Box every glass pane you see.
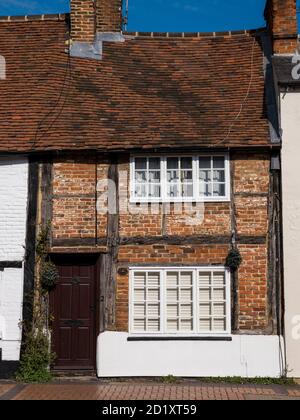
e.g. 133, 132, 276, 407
199, 288, 211, 301
182, 170, 193, 181
199, 170, 211, 182
213, 183, 225, 197
180, 272, 193, 286
213, 272, 225, 287
148, 272, 160, 287
182, 183, 193, 197
149, 158, 160, 170
199, 157, 211, 169
167, 157, 179, 170
181, 288, 193, 301
134, 273, 146, 287
135, 184, 147, 198
135, 158, 147, 170
167, 184, 179, 198
180, 304, 193, 317
199, 272, 211, 286
133, 319, 146, 331
199, 303, 211, 316
149, 184, 161, 198
213, 156, 225, 169
199, 319, 212, 331
199, 182, 212, 197
149, 171, 160, 182
213, 318, 226, 331
167, 319, 179, 332
180, 319, 193, 331
135, 171, 147, 182
213, 170, 225, 182
148, 304, 160, 317
147, 289, 159, 301
214, 303, 226, 316
167, 305, 178, 317
181, 157, 192, 169
167, 171, 179, 182
167, 272, 179, 287
148, 319, 160, 332
213, 288, 226, 301
167, 289, 178, 302
134, 289, 145, 301
134, 304, 145, 317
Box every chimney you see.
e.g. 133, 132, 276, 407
70, 0, 96, 43
70, 1, 125, 59
96, 0, 123, 32
265, 0, 298, 54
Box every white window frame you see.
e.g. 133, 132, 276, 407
130, 153, 230, 203
129, 266, 231, 337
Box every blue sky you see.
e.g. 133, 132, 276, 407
0, 0, 298, 32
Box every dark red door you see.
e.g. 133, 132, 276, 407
50, 255, 98, 371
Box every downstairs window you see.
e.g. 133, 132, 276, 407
129, 267, 231, 336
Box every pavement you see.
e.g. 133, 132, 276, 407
0, 379, 300, 400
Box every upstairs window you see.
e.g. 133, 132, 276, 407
131, 154, 230, 202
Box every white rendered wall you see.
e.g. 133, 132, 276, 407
281, 92, 300, 378
0, 158, 28, 361
97, 332, 284, 378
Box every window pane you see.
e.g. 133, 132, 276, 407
180, 304, 193, 317
149, 184, 161, 198
135, 158, 147, 170
133, 319, 146, 331
214, 303, 226, 316
180, 319, 193, 331
213, 170, 225, 182
199, 319, 212, 331
135, 184, 147, 198
167, 184, 179, 198
213, 183, 225, 197
167, 305, 178, 317
181, 272, 193, 286
148, 304, 160, 317
213, 272, 225, 287
199, 303, 211, 316
167, 157, 179, 169
213, 318, 226, 332
149, 158, 160, 170
148, 272, 160, 287
135, 171, 147, 183
199, 182, 212, 197
167, 319, 179, 332
148, 289, 159, 301
199, 157, 211, 169
181, 157, 192, 169
148, 319, 160, 332
167, 272, 179, 287
134, 289, 145, 301
213, 156, 225, 169
134, 304, 145, 317
199, 170, 211, 182
182, 183, 193, 197
134, 273, 146, 287
182, 170, 193, 181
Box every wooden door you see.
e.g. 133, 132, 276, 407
50, 255, 98, 371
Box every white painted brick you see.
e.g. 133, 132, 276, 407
0, 157, 28, 361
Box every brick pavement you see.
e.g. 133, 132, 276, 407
0, 381, 299, 400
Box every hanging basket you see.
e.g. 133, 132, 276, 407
226, 247, 242, 271
41, 261, 59, 291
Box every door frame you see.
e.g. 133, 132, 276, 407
49, 253, 102, 371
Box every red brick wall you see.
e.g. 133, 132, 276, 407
265, 0, 298, 53
96, 0, 122, 32
70, 0, 96, 42
51, 152, 271, 333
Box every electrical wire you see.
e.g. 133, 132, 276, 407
31, 47, 72, 149
216, 35, 257, 146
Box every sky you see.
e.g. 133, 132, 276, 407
0, 0, 298, 33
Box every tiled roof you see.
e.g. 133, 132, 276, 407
0, 15, 271, 152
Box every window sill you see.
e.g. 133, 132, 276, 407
129, 198, 231, 205
127, 336, 232, 342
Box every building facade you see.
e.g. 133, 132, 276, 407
0, 0, 296, 378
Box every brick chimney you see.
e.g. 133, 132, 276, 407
265, 0, 298, 54
70, 0, 123, 43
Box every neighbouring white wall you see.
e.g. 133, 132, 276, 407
281, 91, 300, 378
0, 157, 28, 361
97, 332, 284, 378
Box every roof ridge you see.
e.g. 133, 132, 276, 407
124, 28, 267, 39
0, 13, 68, 22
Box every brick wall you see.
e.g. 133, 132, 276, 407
265, 0, 298, 53
70, 0, 122, 41
70, 0, 96, 42
96, 0, 122, 32
51, 152, 271, 333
